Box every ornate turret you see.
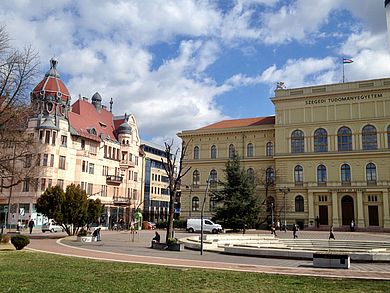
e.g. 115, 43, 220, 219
31, 58, 71, 120
92, 92, 102, 111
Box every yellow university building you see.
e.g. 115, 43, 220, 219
178, 77, 390, 231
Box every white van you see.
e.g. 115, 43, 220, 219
186, 219, 223, 234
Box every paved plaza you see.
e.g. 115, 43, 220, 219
24, 229, 390, 280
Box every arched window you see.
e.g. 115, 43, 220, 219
192, 170, 200, 186
209, 196, 217, 211
266, 167, 274, 184
362, 125, 377, 150
366, 163, 377, 184
210, 145, 217, 159
247, 168, 255, 183
193, 146, 200, 160
192, 197, 200, 211
295, 195, 304, 212
247, 143, 254, 157
294, 165, 303, 184
266, 142, 273, 156
291, 130, 304, 153
209, 169, 218, 184
228, 144, 235, 159
338, 127, 352, 151
387, 125, 390, 148
314, 128, 328, 152
317, 165, 327, 184
341, 164, 351, 184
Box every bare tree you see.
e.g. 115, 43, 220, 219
0, 26, 39, 129
162, 140, 191, 243
255, 167, 277, 226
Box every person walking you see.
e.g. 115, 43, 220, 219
292, 224, 298, 239
315, 216, 320, 229
350, 220, 355, 232
276, 220, 281, 231
329, 225, 335, 240
28, 219, 35, 234
271, 224, 277, 237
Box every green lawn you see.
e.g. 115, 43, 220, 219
0, 251, 389, 293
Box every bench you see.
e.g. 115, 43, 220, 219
313, 252, 350, 269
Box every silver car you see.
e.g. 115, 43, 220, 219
42, 221, 64, 233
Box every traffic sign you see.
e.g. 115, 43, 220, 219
19, 208, 25, 216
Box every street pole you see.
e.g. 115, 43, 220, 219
200, 176, 211, 256
271, 202, 274, 226
279, 187, 290, 232
186, 185, 192, 218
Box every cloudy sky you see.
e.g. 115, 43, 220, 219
1, 0, 390, 144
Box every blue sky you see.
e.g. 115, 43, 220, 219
1, 0, 390, 144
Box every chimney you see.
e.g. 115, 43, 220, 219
386, 0, 390, 52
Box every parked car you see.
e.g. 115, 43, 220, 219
42, 221, 64, 233
186, 218, 223, 234
147, 222, 156, 230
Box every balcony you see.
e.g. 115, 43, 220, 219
106, 175, 123, 185
113, 196, 130, 205
119, 159, 135, 168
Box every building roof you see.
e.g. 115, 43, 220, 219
198, 116, 275, 130
32, 58, 70, 103
68, 98, 117, 142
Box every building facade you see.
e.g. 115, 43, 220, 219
140, 141, 170, 222
178, 77, 390, 230
0, 59, 143, 228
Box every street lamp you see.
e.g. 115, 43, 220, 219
186, 185, 193, 218
279, 187, 290, 232
200, 176, 212, 256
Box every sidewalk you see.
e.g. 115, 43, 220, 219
26, 229, 390, 280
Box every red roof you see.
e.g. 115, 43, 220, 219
198, 116, 275, 130
32, 76, 70, 102
69, 99, 116, 142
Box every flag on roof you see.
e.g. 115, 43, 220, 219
343, 58, 353, 64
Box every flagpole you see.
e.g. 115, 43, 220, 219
342, 58, 345, 83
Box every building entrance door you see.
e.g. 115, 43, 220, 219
368, 206, 379, 226
341, 195, 354, 225
319, 205, 328, 225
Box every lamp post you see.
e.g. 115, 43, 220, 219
186, 185, 193, 218
200, 176, 211, 256
279, 187, 290, 232
271, 202, 274, 226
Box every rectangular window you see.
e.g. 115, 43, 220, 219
36, 154, 41, 166
81, 181, 85, 190
59, 156, 66, 170
39, 130, 44, 141
81, 139, 85, 150
48, 179, 52, 188
101, 185, 107, 197
135, 156, 138, 166
89, 163, 94, 174
45, 131, 50, 144
102, 166, 108, 176
90, 145, 97, 155
61, 135, 67, 147
132, 189, 137, 199
104, 145, 107, 158
24, 154, 32, 168
50, 154, 54, 167
134, 172, 138, 182
57, 179, 64, 189
87, 183, 93, 195
43, 154, 48, 166
52, 131, 56, 145
22, 178, 30, 192
41, 178, 46, 191
82, 161, 88, 172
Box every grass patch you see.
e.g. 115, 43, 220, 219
0, 251, 389, 292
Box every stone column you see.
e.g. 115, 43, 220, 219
383, 190, 390, 228
356, 191, 365, 228
308, 191, 314, 227
331, 191, 339, 227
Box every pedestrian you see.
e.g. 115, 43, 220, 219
271, 224, 277, 237
350, 220, 355, 232
329, 225, 335, 240
28, 219, 35, 234
276, 220, 281, 231
315, 216, 320, 229
292, 224, 298, 239
92, 227, 101, 241
152, 231, 160, 243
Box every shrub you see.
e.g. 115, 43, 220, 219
77, 228, 90, 236
173, 220, 186, 229
167, 237, 178, 245
0, 234, 10, 244
156, 221, 168, 229
11, 235, 30, 250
